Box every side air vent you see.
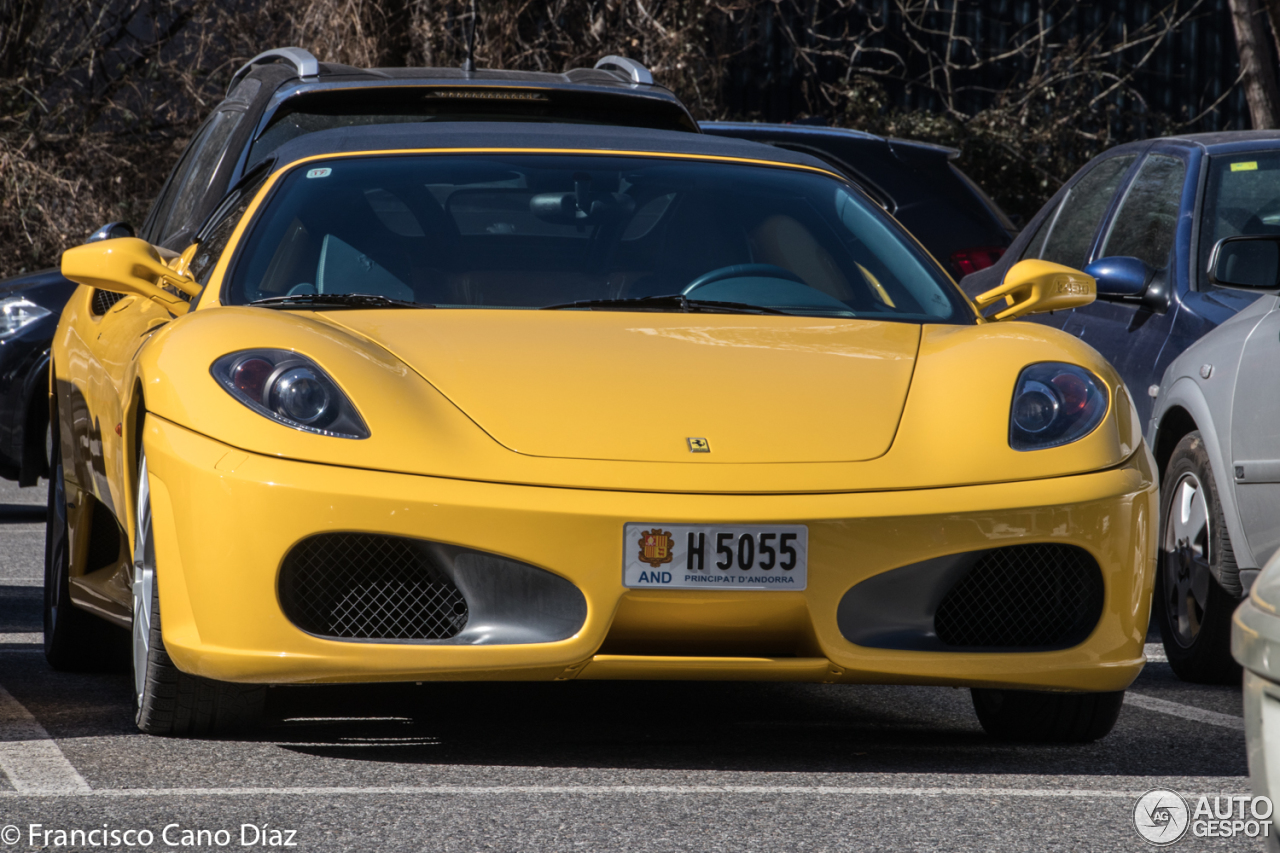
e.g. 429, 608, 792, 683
279, 534, 468, 641
91, 290, 125, 315
934, 544, 1104, 649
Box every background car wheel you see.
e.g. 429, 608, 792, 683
132, 454, 265, 736
43, 434, 126, 670
971, 688, 1124, 742
1153, 432, 1243, 684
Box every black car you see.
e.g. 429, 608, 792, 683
700, 121, 1018, 278
0, 48, 696, 486
0, 269, 71, 483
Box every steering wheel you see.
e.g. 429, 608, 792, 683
681, 263, 807, 296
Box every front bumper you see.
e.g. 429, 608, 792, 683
145, 416, 1157, 689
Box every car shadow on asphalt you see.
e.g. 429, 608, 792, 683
5, 656, 1249, 778
0, 503, 46, 523
258, 675, 1247, 778
0, 585, 41, 633
0, 582, 1248, 779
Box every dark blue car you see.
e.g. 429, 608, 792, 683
961, 132, 1280, 430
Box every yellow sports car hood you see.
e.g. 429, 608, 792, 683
325, 312, 920, 464
139, 307, 1143, 493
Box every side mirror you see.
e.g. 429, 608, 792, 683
1084, 256, 1152, 298
61, 237, 201, 309
1085, 254, 1172, 314
973, 259, 1096, 321
1209, 236, 1280, 293
85, 222, 135, 244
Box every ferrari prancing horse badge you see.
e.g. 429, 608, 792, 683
638, 529, 675, 568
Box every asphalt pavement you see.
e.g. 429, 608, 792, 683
0, 478, 1258, 851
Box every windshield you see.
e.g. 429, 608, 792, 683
1201, 151, 1280, 288
224, 153, 970, 322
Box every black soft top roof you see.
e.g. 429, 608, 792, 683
264, 122, 839, 173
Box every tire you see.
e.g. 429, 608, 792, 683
132, 453, 265, 736
1153, 432, 1243, 684
971, 688, 1125, 743
43, 434, 126, 670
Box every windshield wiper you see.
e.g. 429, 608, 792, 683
540, 294, 793, 315
248, 294, 435, 310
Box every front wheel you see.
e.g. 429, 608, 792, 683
132, 453, 265, 736
971, 688, 1125, 743
43, 432, 125, 670
1152, 432, 1242, 684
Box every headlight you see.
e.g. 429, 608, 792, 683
0, 296, 52, 340
1009, 363, 1108, 451
211, 349, 370, 439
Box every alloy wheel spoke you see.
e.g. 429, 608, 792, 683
1164, 473, 1214, 647
1189, 555, 1212, 610
1173, 564, 1194, 603
131, 455, 153, 705
1172, 479, 1209, 550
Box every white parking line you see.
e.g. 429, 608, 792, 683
1125, 692, 1245, 730
0, 783, 1250, 799
1144, 643, 1168, 662
0, 633, 40, 644
0, 685, 90, 794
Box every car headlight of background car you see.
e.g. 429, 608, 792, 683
211, 349, 370, 439
0, 296, 51, 341
1009, 362, 1108, 451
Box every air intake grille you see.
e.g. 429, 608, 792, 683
934, 544, 1103, 649
279, 534, 468, 640
91, 290, 124, 315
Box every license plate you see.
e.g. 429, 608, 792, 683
623, 523, 808, 590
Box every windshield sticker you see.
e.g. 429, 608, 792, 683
1231, 161, 1258, 172
306, 168, 332, 179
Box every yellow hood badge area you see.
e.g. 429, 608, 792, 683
687, 437, 711, 453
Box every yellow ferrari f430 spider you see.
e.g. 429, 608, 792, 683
48, 124, 1156, 740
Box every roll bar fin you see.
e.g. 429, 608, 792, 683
594, 55, 654, 85
228, 47, 320, 95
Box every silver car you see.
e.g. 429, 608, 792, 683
1148, 234, 1280, 683
1235, 549, 1280, 848
1153, 234, 1280, 827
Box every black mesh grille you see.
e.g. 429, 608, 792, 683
934, 544, 1104, 649
279, 534, 468, 640
91, 290, 124, 315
